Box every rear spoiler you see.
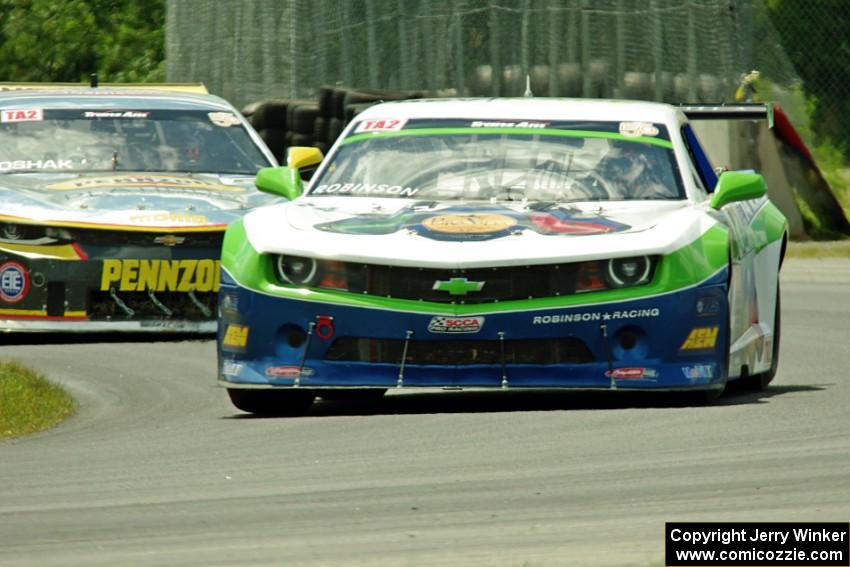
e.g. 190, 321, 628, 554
0, 82, 209, 95
679, 102, 774, 129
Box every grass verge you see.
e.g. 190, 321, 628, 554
0, 360, 76, 440
786, 240, 850, 259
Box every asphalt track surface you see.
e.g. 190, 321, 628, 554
1, 258, 848, 567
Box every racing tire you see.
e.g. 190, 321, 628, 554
259, 127, 287, 161
318, 85, 336, 118
328, 117, 344, 142
313, 117, 329, 144
743, 284, 781, 391
227, 389, 316, 415
318, 389, 387, 401
250, 99, 290, 131
288, 102, 320, 135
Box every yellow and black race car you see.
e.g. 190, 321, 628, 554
0, 83, 278, 332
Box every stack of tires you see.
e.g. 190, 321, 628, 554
243, 87, 424, 164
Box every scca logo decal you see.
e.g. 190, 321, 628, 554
100, 259, 220, 292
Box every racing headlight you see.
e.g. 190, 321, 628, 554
576, 256, 655, 292
272, 255, 348, 290
0, 222, 46, 241
605, 256, 653, 288
275, 255, 318, 286
0, 222, 64, 244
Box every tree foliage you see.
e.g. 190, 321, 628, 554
0, 0, 164, 83
766, 0, 850, 155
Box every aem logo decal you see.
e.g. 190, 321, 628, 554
100, 259, 220, 292
427, 316, 484, 334
680, 326, 719, 351
0, 261, 29, 303
222, 324, 249, 348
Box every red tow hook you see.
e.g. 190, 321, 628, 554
315, 315, 335, 340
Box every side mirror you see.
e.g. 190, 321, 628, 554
255, 166, 303, 200
287, 146, 323, 169
710, 171, 766, 210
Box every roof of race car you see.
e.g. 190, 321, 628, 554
355, 97, 685, 126
0, 87, 236, 112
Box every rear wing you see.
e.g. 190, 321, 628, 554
679, 103, 774, 129
0, 82, 208, 95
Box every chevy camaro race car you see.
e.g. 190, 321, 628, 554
0, 83, 277, 332
217, 98, 787, 413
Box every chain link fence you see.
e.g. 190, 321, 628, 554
165, 0, 847, 150
166, 0, 767, 106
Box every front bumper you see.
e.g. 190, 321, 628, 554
217, 270, 729, 391
0, 246, 219, 333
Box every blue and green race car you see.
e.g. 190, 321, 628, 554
217, 98, 787, 413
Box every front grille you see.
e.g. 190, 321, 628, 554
325, 337, 595, 365
87, 289, 216, 321
343, 263, 581, 304
67, 229, 224, 248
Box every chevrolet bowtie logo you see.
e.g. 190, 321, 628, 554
153, 234, 186, 246
433, 277, 485, 295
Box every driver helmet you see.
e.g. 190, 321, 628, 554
604, 144, 650, 184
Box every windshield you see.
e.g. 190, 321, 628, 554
311, 119, 684, 202
0, 108, 271, 175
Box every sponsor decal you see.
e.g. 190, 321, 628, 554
222, 361, 244, 376
139, 320, 198, 329
315, 315, 335, 340
532, 309, 661, 324
605, 367, 658, 380
220, 291, 239, 314
315, 205, 629, 241
265, 365, 315, 378
83, 110, 150, 119
153, 234, 186, 246
130, 212, 209, 225
432, 277, 485, 296
680, 326, 719, 351
427, 315, 485, 334
422, 213, 517, 234
682, 364, 715, 380
1, 108, 43, 123
0, 159, 72, 171
46, 176, 244, 192
354, 118, 407, 133
222, 324, 249, 348
529, 213, 621, 235
469, 120, 548, 128
0, 261, 29, 303
619, 121, 659, 138
100, 259, 220, 292
312, 182, 420, 198
695, 291, 722, 317
208, 112, 240, 127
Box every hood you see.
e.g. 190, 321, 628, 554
0, 171, 277, 229
244, 197, 718, 268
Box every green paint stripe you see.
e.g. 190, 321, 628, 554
223, 223, 729, 316
752, 200, 787, 252
340, 128, 674, 149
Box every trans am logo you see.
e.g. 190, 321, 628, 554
315, 205, 629, 242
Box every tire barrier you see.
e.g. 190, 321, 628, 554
243, 86, 425, 163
